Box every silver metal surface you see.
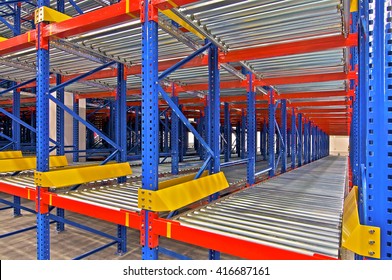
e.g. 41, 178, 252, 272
0, 0, 348, 108
175, 156, 347, 258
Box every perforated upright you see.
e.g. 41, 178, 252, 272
141, 0, 159, 260
36, 0, 51, 261
363, 0, 392, 260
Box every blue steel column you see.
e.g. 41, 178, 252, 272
141, 0, 159, 260
240, 110, 246, 159
228, 118, 232, 159
287, 129, 291, 160
208, 43, 221, 260
179, 112, 184, 162
164, 111, 169, 153
12, 2, 21, 151
291, 108, 296, 169
304, 120, 308, 164
171, 87, 179, 175
268, 90, 275, 176
55, 0, 65, 226
36, 0, 50, 260
262, 121, 267, 160
236, 122, 241, 158
198, 114, 205, 160
281, 99, 287, 173
363, 0, 392, 260
55, 73, 65, 232
358, 0, 369, 225
351, 9, 360, 186
72, 97, 79, 162
135, 106, 140, 154
247, 73, 255, 185
224, 103, 230, 162
115, 63, 127, 254
12, 2, 22, 216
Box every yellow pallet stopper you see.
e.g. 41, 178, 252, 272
138, 171, 229, 212
341, 186, 380, 258
0, 150, 23, 159
34, 162, 132, 188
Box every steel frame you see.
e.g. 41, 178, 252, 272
0, 0, 360, 261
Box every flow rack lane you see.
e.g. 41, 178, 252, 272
172, 156, 347, 259
0, 158, 271, 213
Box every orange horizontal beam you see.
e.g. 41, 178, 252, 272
298, 108, 351, 113
221, 34, 358, 63
257, 72, 356, 86
276, 90, 353, 99
0, 97, 36, 105
289, 100, 350, 107
0, 31, 35, 56
75, 89, 141, 99
68, 34, 358, 83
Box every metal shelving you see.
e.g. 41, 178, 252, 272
0, 0, 390, 260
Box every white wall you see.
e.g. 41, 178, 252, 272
329, 135, 349, 156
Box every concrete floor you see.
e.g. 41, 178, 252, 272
0, 194, 241, 260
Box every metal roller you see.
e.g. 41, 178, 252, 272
175, 156, 347, 258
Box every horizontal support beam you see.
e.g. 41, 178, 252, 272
221, 34, 358, 63
0, 150, 23, 159
276, 90, 353, 99
34, 162, 132, 188
289, 100, 350, 107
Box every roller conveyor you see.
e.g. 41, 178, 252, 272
173, 156, 347, 258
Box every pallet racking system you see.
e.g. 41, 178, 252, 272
0, 0, 390, 260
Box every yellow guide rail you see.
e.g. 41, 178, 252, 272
138, 171, 229, 212
0, 155, 68, 173
0, 151, 23, 159
341, 186, 380, 258
158, 171, 208, 190
34, 162, 132, 188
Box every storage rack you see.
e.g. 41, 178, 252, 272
0, 0, 390, 260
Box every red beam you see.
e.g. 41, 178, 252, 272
75, 89, 140, 99
257, 72, 356, 86
41, 192, 140, 229
0, 31, 36, 55
276, 90, 352, 99
153, 218, 335, 260
289, 100, 350, 107
0, 97, 36, 105
222, 34, 358, 63
299, 108, 351, 113
0, 183, 36, 200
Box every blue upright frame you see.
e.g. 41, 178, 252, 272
291, 108, 296, 169
36, 0, 51, 260
361, 0, 392, 260
247, 73, 255, 185
268, 90, 275, 177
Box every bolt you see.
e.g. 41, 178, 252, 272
369, 240, 375, 245
369, 229, 375, 234
368, 251, 375, 256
